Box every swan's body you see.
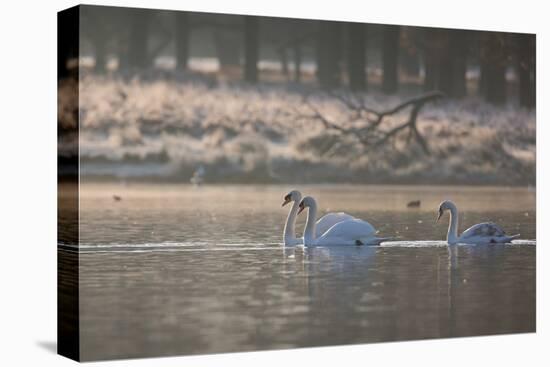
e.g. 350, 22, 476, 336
282, 191, 355, 246
315, 212, 356, 236
308, 219, 383, 246
437, 200, 519, 245
298, 196, 390, 246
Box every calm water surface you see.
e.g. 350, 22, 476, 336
60, 184, 536, 361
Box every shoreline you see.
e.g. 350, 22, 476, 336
71, 176, 536, 188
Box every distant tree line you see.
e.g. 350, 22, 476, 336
71, 6, 535, 108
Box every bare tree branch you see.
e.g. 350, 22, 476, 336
298, 91, 444, 156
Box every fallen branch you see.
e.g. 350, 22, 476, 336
301, 91, 444, 155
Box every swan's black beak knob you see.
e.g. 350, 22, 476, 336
282, 194, 292, 207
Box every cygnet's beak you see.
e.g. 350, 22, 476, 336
282, 198, 291, 207
436, 210, 443, 223
297, 204, 305, 215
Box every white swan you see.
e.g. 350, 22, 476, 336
298, 196, 390, 246
437, 200, 520, 245
282, 190, 355, 246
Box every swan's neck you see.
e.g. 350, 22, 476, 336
447, 205, 459, 244
284, 200, 300, 244
303, 201, 318, 243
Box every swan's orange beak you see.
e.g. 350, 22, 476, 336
282, 197, 291, 207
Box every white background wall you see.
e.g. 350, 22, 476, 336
0, 0, 547, 366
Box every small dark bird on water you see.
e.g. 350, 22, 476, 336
113, 195, 122, 202
118, 90, 127, 101
407, 200, 421, 208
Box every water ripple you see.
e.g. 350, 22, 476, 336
59, 239, 535, 254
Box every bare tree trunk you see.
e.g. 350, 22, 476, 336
480, 33, 508, 105
293, 44, 302, 83
280, 47, 289, 80
517, 33, 535, 109
124, 9, 150, 69
244, 16, 259, 83
423, 48, 438, 91
214, 30, 240, 68
449, 30, 469, 98
400, 27, 421, 78
347, 23, 367, 91
478, 56, 489, 98
438, 32, 453, 96
423, 30, 446, 93
85, 8, 107, 73
382, 25, 400, 94
424, 29, 468, 98
175, 12, 190, 70
91, 33, 106, 73
316, 21, 342, 89
486, 64, 507, 105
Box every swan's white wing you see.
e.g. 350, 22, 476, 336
315, 212, 355, 237
461, 222, 506, 238
316, 219, 377, 245
458, 222, 517, 243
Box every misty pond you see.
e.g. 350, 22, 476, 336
59, 183, 535, 361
